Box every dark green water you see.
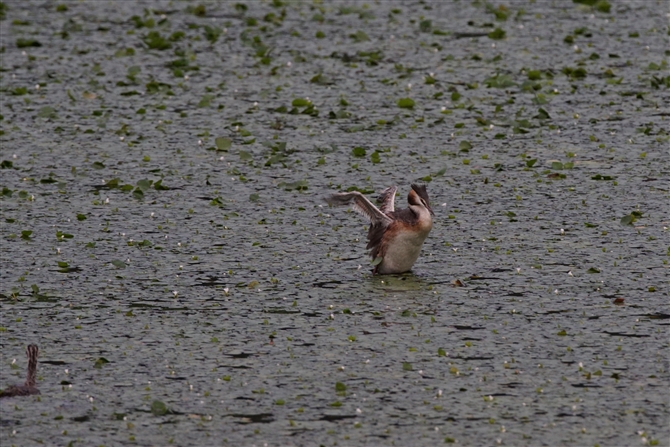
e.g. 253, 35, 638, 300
1, 1, 668, 446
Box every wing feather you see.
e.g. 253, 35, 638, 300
325, 192, 392, 226
377, 186, 398, 215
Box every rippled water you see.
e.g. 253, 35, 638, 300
1, 1, 668, 445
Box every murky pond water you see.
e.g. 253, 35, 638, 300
1, 1, 668, 445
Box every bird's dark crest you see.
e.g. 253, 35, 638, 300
410, 183, 430, 206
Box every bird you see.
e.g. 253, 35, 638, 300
0, 344, 40, 398
325, 184, 434, 274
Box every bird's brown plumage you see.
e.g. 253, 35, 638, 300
0, 344, 40, 398
326, 184, 433, 274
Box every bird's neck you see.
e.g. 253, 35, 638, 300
409, 204, 432, 226
25, 357, 37, 387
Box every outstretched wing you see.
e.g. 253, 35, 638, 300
376, 186, 398, 215
325, 191, 392, 227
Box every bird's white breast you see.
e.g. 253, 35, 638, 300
378, 214, 432, 274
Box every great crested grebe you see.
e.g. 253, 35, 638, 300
0, 344, 40, 398
326, 184, 434, 274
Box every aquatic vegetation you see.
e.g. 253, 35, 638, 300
0, 1, 666, 446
